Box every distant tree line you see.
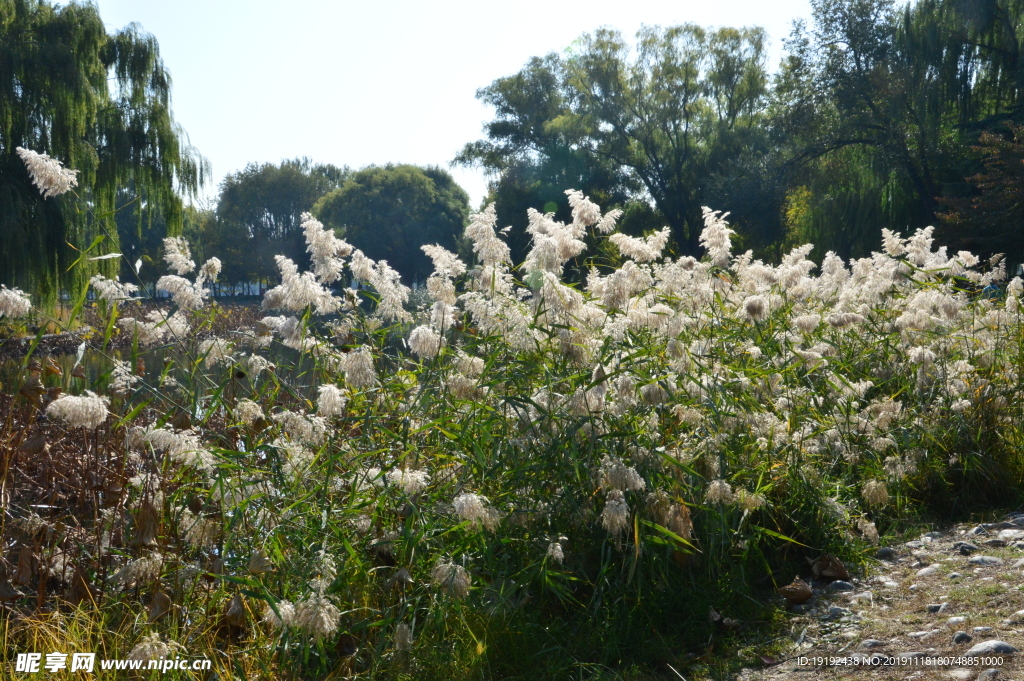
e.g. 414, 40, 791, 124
7, 0, 1024, 302
114, 160, 470, 292
459, 0, 1024, 271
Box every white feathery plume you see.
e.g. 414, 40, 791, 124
162, 237, 195, 275
89, 275, 138, 302
609, 227, 670, 263
16, 147, 79, 198
698, 207, 735, 268
0, 285, 31, 318
302, 212, 352, 284
317, 384, 348, 417
408, 325, 443, 359
45, 391, 109, 430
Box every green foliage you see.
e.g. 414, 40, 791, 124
10, 190, 1024, 679
772, 0, 1024, 260
459, 25, 770, 258
939, 123, 1024, 269
0, 0, 205, 299
313, 164, 469, 283
459, 1, 1024, 266
781, 148, 917, 259
214, 158, 349, 285
115, 186, 213, 287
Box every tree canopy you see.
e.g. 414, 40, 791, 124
0, 0, 205, 298
939, 123, 1024, 263
763, 0, 1024, 261
313, 164, 470, 283
213, 158, 349, 286
459, 25, 770, 257
458, 2, 1024, 271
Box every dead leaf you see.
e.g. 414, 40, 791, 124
67, 565, 97, 605
13, 546, 36, 586
19, 375, 45, 405
777, 576, 813, 604
808, 553, 850, 581
148, 589, 172, 623
18, 431, 47, 455
44, 358, 62, 377
132, 501, 160, 547
247, 550, 274, 574
171, 411, 191, 431
224, 593, 247, 629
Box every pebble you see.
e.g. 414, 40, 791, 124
875, 547, 897, 560
989, 521, 1020, 530
982, 539, 1007, 548
1011, 557, 1024, 569
947, 670, 973, 681
916, 565, 941, 577
964, 640, 1019, 655
894, 651, 929, 660
967, 556, 1004, 566
908, 629, 940, 639
952, 631, 973, 644
1000, 609, 1024, 625
948, 572, 962, 579
859, 639, 887, 650
909, 583, 919, 590
821, 606, 851, 621
926, 603, 949, 613
829, 580, 854, 592
949, 616, 966, 624
848, 591, 873, 604
905, 540, 925, 548
998, 529, 1024, 541
973, 627, 993, 634
953, 541, 979, 555
883, 580, 900, 588
976, 670, 1000, 681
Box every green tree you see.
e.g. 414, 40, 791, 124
115, 186, 212, 289
214, 158, 349, 286
940, 123, 1024, 268
455, 54, 638, 263
0, 0, 205, 298
771, 0, 1024, 259
313, 165, 470, 283
461, 25, 770, 257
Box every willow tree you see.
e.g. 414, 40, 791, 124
0, 0, 205, 299
771, 0, 1024, 260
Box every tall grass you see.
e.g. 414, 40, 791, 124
2, 192, 1023, 679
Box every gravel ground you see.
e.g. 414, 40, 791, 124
741, 514, 1024, 681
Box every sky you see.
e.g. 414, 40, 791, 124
91, 0, 814, 209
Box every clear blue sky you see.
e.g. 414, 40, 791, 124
91, 0, 814, 209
